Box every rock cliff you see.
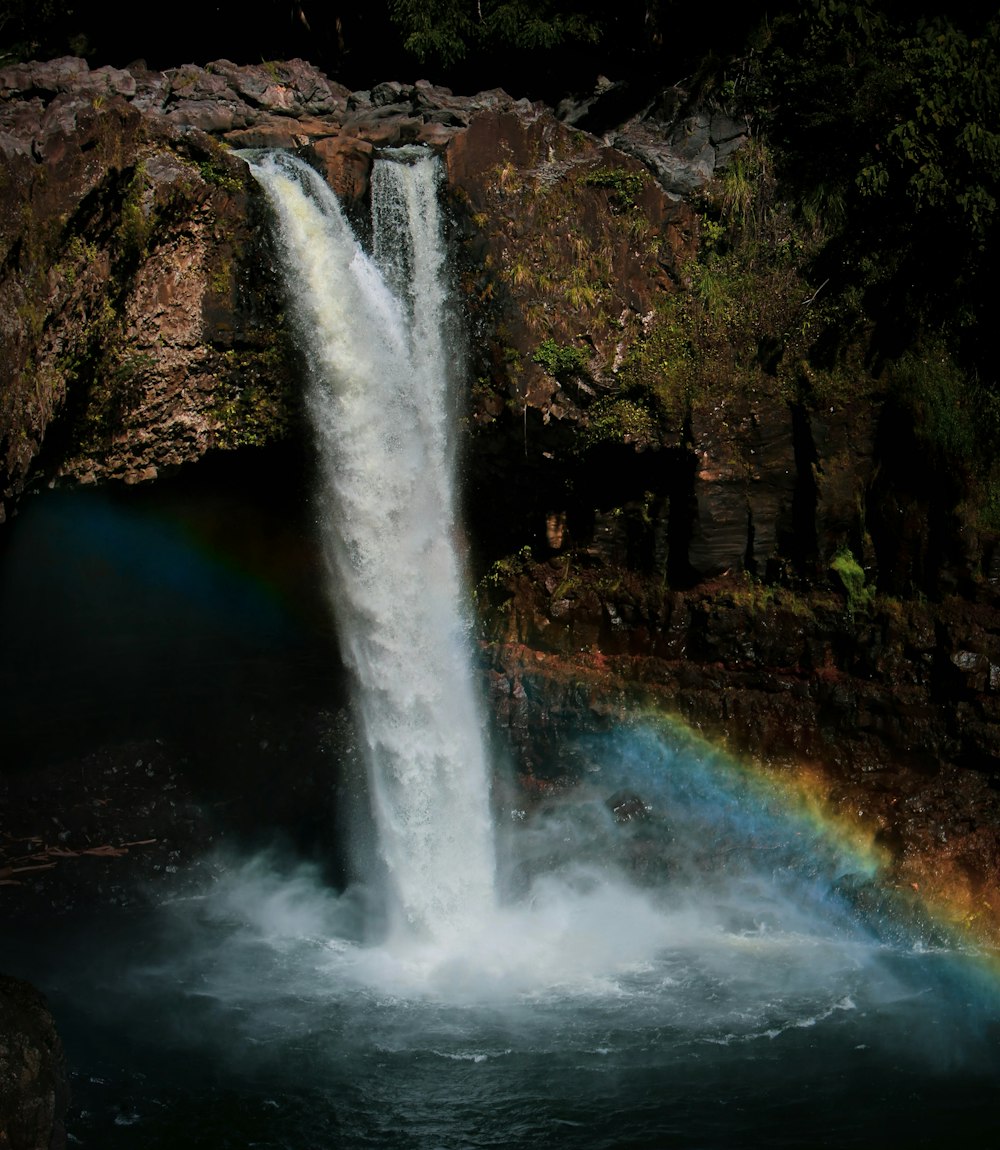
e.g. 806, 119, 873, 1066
2, 56, 999, 943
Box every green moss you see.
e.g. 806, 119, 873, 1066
580, 397, 657, 448
479, 545, 534, 594
118, 161, 153, 264
208, 255, 233, 296
57, 235, 100, 288
214, 385, 289, 447
830, 546, 873, 616
581, 167, 647, 212
532, 338, 589, 380
86, 351, 155, 440
727, 572, 818, 618
212, 342, 296, 449
198, 158, 243, 193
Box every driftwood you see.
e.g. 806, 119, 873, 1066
0, 835, 158, 884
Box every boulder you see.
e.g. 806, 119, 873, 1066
606, 790, 649, 823
0, 977, 67, 1150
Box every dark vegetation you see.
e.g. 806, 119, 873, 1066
0, 1, 752, 94
757, 3, 1000, 544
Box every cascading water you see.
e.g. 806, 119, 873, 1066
247, 149, 496, 942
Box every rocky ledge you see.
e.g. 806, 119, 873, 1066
0, 55, 744, 519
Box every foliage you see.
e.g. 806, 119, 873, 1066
830, 545, 872, 616
758, 2, 1000, 371
716, 137, 774, 239
616, 142, 846, 433
0, 0, 74, 62
388, 0, 601, 66
887, 346, 976, 467
532, 338, 589, 380
580, 167, 647, 212
616, 294, 694, 429
727, 1, 1000, 545
885, 343, 1000, 536
856, 16, 1000, 251
480, 544, 534, 591
580, 397, 657, 449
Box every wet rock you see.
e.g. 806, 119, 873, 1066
829, 872, 947, 947
607, 790, 649, 823
310, 133, 375, 202
0, 976, 67, 1150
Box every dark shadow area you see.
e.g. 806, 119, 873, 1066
866, 400, 962, 599
0, 444, 344, 774
0, 443, 366, 906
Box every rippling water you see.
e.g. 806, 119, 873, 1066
16, 906, 1000, 1149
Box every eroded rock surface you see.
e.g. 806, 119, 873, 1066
0, 61, 298, 515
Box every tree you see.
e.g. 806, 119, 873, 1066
388, 0, 602, 66
759, 2, 1000, 369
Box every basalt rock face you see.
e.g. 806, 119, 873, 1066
479, 565, 1000, 939
2, 56, 1000, 944
0, 60, 304, 518
0, 55, 881, 592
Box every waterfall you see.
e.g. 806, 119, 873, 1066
248, 149, 496, 941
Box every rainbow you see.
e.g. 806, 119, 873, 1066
619, 707, 1000, 969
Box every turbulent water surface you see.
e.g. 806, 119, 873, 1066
6, 149, 1000, 1148
11, 749, 1000, 1149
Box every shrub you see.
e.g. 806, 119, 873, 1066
830, 546, 872, 616
532, 338, 589, 379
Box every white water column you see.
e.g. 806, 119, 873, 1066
248, 150, 496, 941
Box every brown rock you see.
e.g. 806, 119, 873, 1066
310, 133, 375, 203
0, 976, 67, 1150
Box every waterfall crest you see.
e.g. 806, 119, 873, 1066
248, 149, 496, 941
